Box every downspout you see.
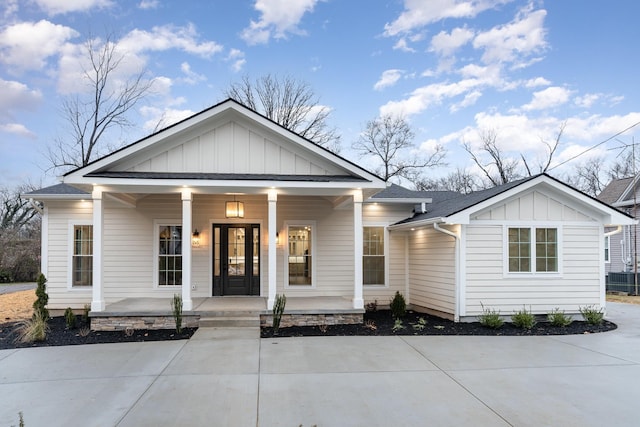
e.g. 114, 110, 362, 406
433, 223, 461, 322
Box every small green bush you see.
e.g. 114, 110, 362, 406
171, 294, 183, 334
580, 305, 604, 325
16, 310, 49, 343
82, 304, 91, 324
272, 293, 287, 335
392, 318, 405, 332
511, 306, 537, 330
64, 307, 76, 329
390, 291, 406, 318
33, 273, 49, 321
547, 308, 572, 327
478, 303, 504, 329
412, 317, 427, 331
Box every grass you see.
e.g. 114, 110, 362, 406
606, 294, 640, 305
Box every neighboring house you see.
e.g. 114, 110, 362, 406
597, 176, 640, 278
25, 99, 634, 326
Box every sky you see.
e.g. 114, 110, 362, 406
1, 0, 640, 190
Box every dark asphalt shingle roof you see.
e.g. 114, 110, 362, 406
597, 176, 634, 205
24, 183, 89, 196
371, 183, 460, 202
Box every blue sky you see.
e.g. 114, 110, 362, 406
1, 0, 640, 189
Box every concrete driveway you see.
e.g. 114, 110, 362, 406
1, 303, 640, 426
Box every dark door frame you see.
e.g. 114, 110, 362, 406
212, 223, 260, 296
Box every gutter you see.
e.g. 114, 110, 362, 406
604, 225, 623, 238
433, 223, 461, 322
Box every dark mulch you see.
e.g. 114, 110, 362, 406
0, 316, 197, 350
261, 310, 617, 338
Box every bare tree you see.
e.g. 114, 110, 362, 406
607, 151, 635, 180
352, 114, 446, 182
464, 129, 520, 187
564, 157, 606, 197
48, 33, 154, 172
225, 74, 340, 151
522, 121, 565, 176
414, 168, 478, 194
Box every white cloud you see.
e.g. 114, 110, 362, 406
525, 77, 550, 88
34, 0, 113, 15
226, 49, 246, 72
393, 38, 416, 52
374, 69, 404, 91
119, 24, 223, 58
450, 90, 482, 112
140, 105, 195, 133
0, 123, 36, 138
384, 0, 511, 37
241, 0, 318, 45
574, 93, 601, 109
0, 78, 42, 116
473, 8, 547, 66
178, 62, 206, 85
522, 86, 571, 111
0, 20, 78, 71
138, 0, 159, 9
429, 27, 474, 56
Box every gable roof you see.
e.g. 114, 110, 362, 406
597, 176, 635, 205
369, 183, 459, 203
60, 98, 386, 195
390, 173, 635, 228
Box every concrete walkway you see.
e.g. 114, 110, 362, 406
2, 303, 640, 426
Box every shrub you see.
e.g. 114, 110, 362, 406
15, 310, 49, 343
64, 307, 76, 329
171, 294, 183, 334
82, 304, 91, 324
547, 308, 572, 327
33, 273, 49, 321
511, 306, 537, 330
272, 293, 287, 335
363, 319, 377, 331
392, 318, 405, 332
580, 305, 604, 325
365, 299, 378, 312
478, 303, 504, 329
390, 291, 406, 318
412, 317, 427, 331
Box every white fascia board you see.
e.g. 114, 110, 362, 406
365, 198, 433, 204
387, 217, 446, 231
22, 193, 88, 201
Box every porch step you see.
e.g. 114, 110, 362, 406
199, 315, 260, 328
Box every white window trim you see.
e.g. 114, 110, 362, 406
67, 220, 93, 291
604, 235, 611, 263
503, 224, 563, 278
284, 220, 317, 289
153, 220, 183, 290
363, 223, 389, 287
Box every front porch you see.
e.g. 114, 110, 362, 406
89, 296, 365, 331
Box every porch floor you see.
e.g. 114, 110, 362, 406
95, 296, 362, 316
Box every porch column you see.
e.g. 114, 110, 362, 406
353, 190, 364, 309
267, 189, 278, 310
181, 189, 193, 311
91, 186, 104, 312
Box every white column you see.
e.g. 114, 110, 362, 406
353, 190, 364, 309
91, 186, 104, 312
181, 189, 193, 311
267, 189, 278, 310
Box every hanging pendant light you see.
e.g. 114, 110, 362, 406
225, 195, 245, 218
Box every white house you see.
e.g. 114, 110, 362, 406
25, 99, 635, 328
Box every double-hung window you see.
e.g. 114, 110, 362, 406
363, 226, 385, 285
158, 225, 182, 286
507, 227, 558, 274
72, 225, 93, 287
604, 235, 610, 263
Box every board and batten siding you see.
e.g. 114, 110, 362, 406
116, 119, 344, 177
464, 189, 603, 317
408, 226, 456, 317
362, 203, 414, 305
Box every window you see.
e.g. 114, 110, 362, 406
287, 225, 313, 286
507, 227, 558, 273
158, 225, 182, 286
604, 235, 610, 263
72, 225, 93, 286
363, 226, 385, 285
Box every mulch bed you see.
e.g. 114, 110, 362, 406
261, 310, 617, 338
0, 316, 196, 350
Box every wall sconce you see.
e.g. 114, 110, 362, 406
225, 196, 245, 218
276, 232, 280, 246
192, 229, 200, 247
